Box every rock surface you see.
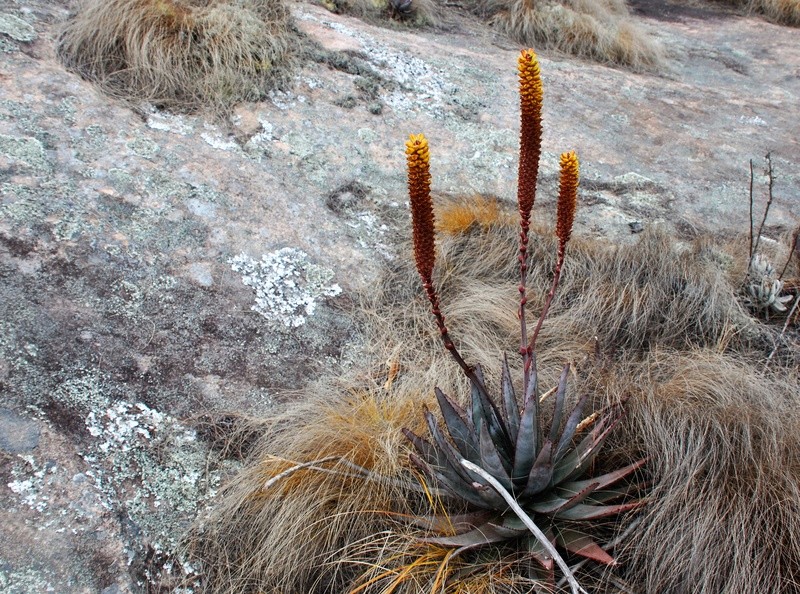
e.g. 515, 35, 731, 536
0, 0, 797, 591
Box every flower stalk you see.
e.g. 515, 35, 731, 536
516, 49, 544, 394
406, 133, 472, 378
529, 150, 580, 352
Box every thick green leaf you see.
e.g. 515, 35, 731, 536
512, 382, 540, 483
582, 484, 643, 505
525, 352, 539, 403
478, 422, 513, 489
406, 510, 493, 532
435, 388, 480, 463
473, 480, 509, 509
556, 458, 647, 497
407, 451, 486, 508
521, 439, 554, 497
553, 393, 588, 463
524, 491, 564, 515
554, 528, 616, 565
551, 408, 624, 484
551, 500, 642, 521
544, 481, 600, 516
500, 354, 521, 444
422, 521, 517, 547
547, 364, 570, 444
470, 365, 512, 458
402, 428, 439, 468
524, 529, 555, 571
423, 407, 492, 496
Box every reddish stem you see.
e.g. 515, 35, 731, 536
529, 241, 566, 353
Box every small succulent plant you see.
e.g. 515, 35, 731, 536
745, 255, 794, 316
401, 49, 645, 592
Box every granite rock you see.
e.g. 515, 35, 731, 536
0, 0, 797, 590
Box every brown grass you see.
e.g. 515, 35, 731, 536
323, 0, 441, 26
57, 0, 296, 113
468, 0, 664, 71
726, 0, 800, 25
188, 198, 800, 592
436, 195, 510, 235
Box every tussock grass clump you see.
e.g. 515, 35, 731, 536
365, 219, 781, 386
468, 0, 663, 71
436, 195, 511, 235
615, 349, 800, 593
57, 0, 296, 112
322, 0, 441, 26
729, 0, 800, 25
189, 388, 429, 593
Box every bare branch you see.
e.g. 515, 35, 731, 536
461, 459, 590, 594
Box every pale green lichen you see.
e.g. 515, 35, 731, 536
125, 135, 160, 160
0, 134, 50, 172
27, 367, 224, 578
0, 13, 36, 42
0, 567, 55, 594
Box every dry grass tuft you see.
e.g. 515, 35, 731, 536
614, 349, 800, 592
189, 198, 800, 592
322, 0, 441, 26
468, 0, 663, 71
187, 387, 434, 593
436, 195, 510, 236
57, 0, 296, 113
727, 0, 800, 25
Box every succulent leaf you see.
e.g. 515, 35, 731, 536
478, 421, 514, 490
521, 439, 554, 497
556, 458, 648, 498
471, 365, 512, 457
551, 408, 624, 484
555, 528, 615, 565
513, 384, 540, 482
583, 483, 647, 505
435, 388, 480, 463
547, 364, 570, 444
501, 355, 521, 444
554, 393, 589, 463
407, 510, 494, 533
525, 531, 556, 570
423, 521, 519, 547
423, 407, 489, 488
552, 501, 642, 521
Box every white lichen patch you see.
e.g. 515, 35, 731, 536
39, 368, 222, 562
230, 248, 342, 327
146, 109, 195, 136
295, 11, 452, 115
200, 122, 239, 152
7, 456, 49, 512
0, 567, 55, 594
80, 397, 223, 552
125, 135, 160, 159
243, 117, 275, 158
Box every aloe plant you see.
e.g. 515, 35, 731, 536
402, 359, 645, 567
401, 49, 645, 591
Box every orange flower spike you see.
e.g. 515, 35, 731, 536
517, 48, 544, 226
406, 133, 436, 283
556, 150, 579, 247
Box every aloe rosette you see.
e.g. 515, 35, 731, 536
403, 356, 645, 569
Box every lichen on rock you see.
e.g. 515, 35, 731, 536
230, 248, 342, 328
